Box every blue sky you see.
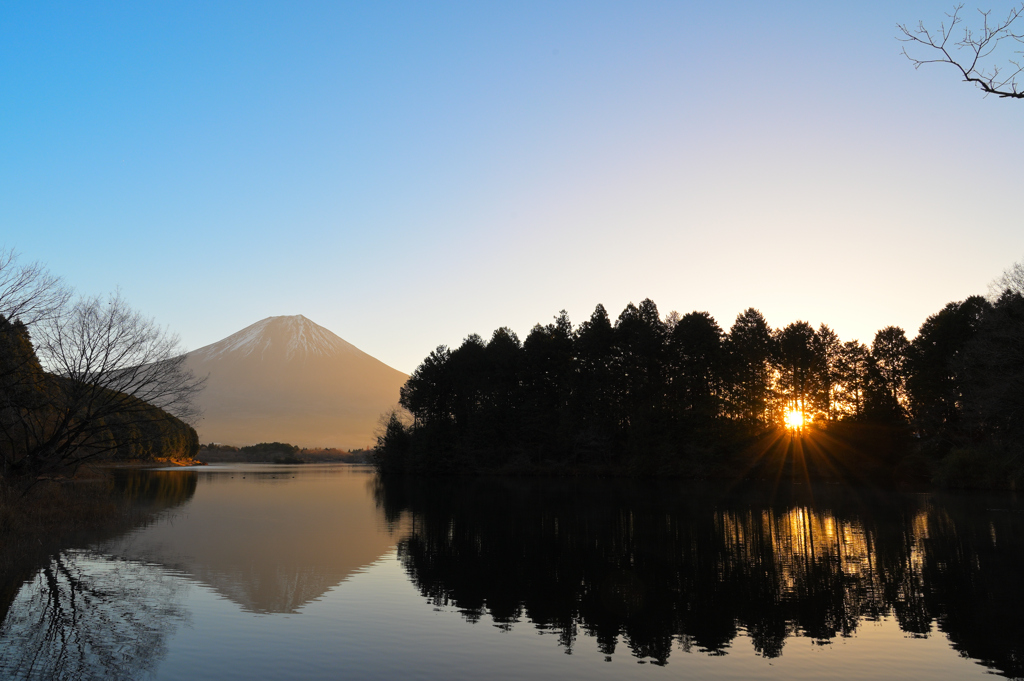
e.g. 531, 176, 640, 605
3, 1, 1022, 373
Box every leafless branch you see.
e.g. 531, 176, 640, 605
898, 3, 1024, 98
36, 291, 206, 421
2, 290, 205, 481
988, 257, 1024, 299
0, 247, 72, 327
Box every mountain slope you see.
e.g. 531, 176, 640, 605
184, 315, 407, 447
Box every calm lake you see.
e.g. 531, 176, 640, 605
1, 464, 1021, 680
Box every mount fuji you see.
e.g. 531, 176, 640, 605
183, 315, 408, 448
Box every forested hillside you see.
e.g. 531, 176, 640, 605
0, 315, 199, 482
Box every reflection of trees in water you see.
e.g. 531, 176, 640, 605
0, 551, 188, 680
0, 470, 198, 680
377, 478, 1024, 675
0, 470, 197, 621
110, 469, 198, 514
920, 500, 1024, 678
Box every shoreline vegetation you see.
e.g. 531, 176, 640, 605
197, 442, 374, 464
1, 313, 202, 487
0, 248, 204, 489
1, 247, 208, 556
375, 265, 1024, 489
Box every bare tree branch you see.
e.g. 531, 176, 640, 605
898, 3, 1024, 99
36, 292, 205, 424
2, 288, 205, 481
988, 257, 1024, 299
0, 248, 72, 327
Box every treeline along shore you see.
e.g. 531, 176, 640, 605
376, 265, 1024, 488
197, 442, 373, 464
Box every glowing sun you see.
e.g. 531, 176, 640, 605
784, 409, 805, 430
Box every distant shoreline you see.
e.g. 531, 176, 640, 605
91, 457, 205, 470
196, 449, 373, 465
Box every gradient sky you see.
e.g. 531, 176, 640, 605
3, 1, 1022, 374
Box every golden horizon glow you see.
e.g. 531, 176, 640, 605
784, 408, 805, 430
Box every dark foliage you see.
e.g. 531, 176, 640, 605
378, 282, 1024, 486
0, 315, 199, 482
239, 442, 300, 457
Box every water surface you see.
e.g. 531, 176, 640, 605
1, 465, 1020, 680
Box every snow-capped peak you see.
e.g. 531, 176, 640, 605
189, 315, 361, 362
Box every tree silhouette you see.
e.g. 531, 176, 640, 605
668, 311, 724, 422
814, 324, 843, 421
400, 346, 454, 428
379, 268, 1024, 485
572, 305, 617, 459
907, 296, 989, 438
834, 340, 871, 419
777, 321, 821, 424
868, 326, 910, 420
477, 327, 524, 460
521, 311, 574, 462
449, 334, 487, 439
725, 309, 775, 427
962, 290, 1024, 440
612, 300, 668, 455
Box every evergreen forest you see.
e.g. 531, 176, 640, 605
376, 269, 1024, 487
